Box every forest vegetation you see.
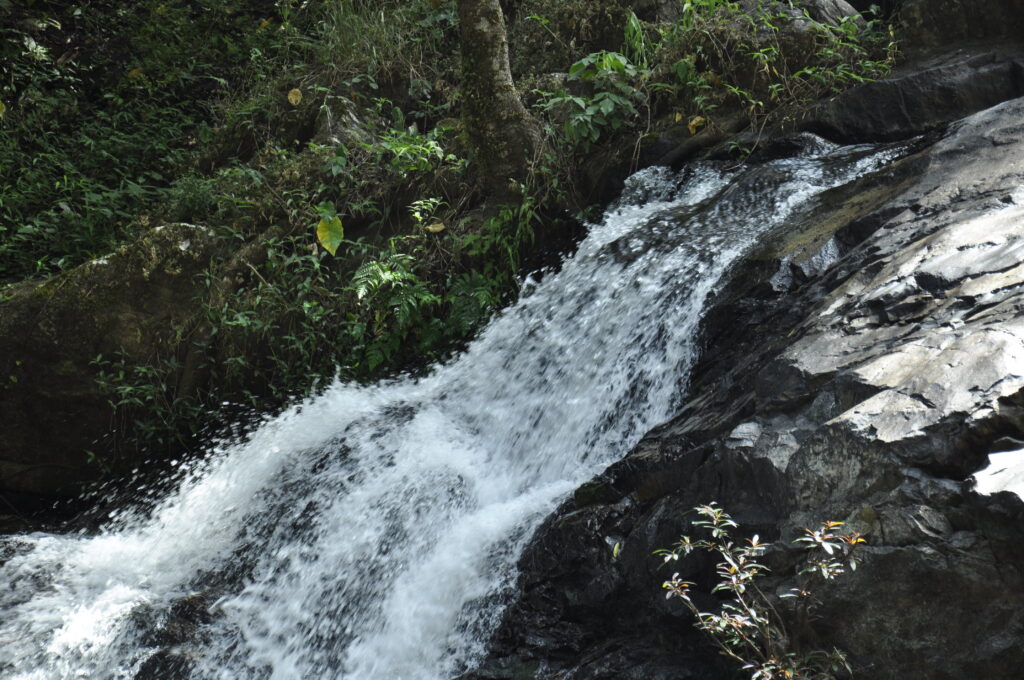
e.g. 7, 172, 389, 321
0, 0, 897, 484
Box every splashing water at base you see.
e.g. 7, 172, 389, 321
0, 140, 905, 680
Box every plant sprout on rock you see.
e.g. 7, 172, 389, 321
658, 503, 865, 680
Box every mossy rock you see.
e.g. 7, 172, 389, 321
0, 223, 222, 501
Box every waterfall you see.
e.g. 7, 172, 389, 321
0, 139, 904, 680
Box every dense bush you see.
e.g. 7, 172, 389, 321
534, 2, 898, 157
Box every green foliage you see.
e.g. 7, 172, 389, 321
536, 51, 648, 150
532, 1, 898, 158
202, 233, 352, 397
91, 230, 351, 456
0, 0, 284, 280
90, 180, 540, 452
658, 504, 865, 680
304, 0, 459, 83
443, 270, 503, 336
306, 109, 468, 237
92, 352, 206, 458
651, 0, 899, 134
349, 244, 440, 372
409, 197, 446, 227
373, 124, 464, 174
624, 11, 653, 69
456, 189, 539, 291
342, 187, 539, 375
678, 0, 740, 31
316, 201, 346, 255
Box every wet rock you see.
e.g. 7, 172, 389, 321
974, 447, 1024, 497
472, 95, 1024, 680
131, 591, 216, 680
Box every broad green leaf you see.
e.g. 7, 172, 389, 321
316, 216, 344, 255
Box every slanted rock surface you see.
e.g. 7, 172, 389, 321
465, 79, 1024, 680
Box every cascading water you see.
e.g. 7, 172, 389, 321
0, 138, 905, 680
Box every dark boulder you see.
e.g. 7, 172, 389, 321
801, 46, 1024, 142
0, 223, 219, 502
900, 0, 1024, 51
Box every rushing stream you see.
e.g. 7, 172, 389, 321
0, 138, 904, 679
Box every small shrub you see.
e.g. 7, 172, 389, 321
536, 50, 647, 150
658, 503, 865, 680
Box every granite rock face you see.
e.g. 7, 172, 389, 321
465, 83, 1024, 680
467, 5, 1024, 676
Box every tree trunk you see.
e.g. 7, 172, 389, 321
457, 0, 543, 201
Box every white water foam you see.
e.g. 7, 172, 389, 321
0, 141, 903, 680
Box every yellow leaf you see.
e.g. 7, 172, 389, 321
288, 88, 303, 106
0, 100, 5, 119
127, 67, 144, 79
257, 18, 273, 32
687, 115, 706, 136
423, 222, 446, 233
316, 216, 344, 255
674, 112, 683, 123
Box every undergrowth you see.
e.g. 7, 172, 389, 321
533, 1, 898, 158
0, 0, 287, 280
92, 180, 543, 457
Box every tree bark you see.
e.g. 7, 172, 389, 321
457, 0, 543, 201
